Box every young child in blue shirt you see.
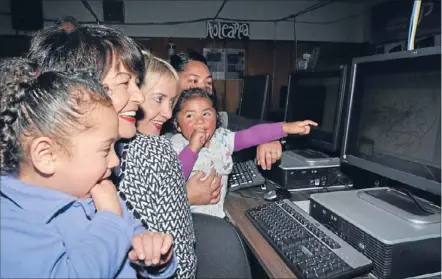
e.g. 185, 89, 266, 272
0, 58, 177, 278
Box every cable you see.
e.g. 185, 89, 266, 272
397, 187, 436, 214
405, 160, 438, 188
293, 1, 333, 18
407, 1, 417, 50
418, 162, 437, 182
410, 1, 422, 49
272, 22, 277, 104
293, 18, 298, 70
409, 1, 419, 50
412, 1, 422, 49
46, 0, 332, 25
0, 2, 362, 27
210, 0, 228, 50
81, 0, 100, 24
295, 10, 368, 25
408, 0, 422, 50
214, 0, 228, 20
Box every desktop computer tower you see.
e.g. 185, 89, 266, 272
309, 188, 441, 279
262, 151, 352, 190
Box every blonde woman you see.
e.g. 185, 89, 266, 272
117, 51, 196, 279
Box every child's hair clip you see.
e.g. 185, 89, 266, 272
33, 69, 40, 77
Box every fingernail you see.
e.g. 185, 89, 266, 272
139, 253, 145, 260
145, 260, 152, 266
152, 258, 159, 265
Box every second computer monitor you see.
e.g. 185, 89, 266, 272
238, 74, 272, 121
341, 47, 441, 196
284, 66, 348, 153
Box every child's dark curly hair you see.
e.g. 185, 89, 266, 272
172, 88, 221, 132
0, 57, 112, 175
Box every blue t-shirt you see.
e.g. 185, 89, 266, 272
0, 176, 177, 278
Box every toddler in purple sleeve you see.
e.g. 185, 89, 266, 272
170, 88, 317, 218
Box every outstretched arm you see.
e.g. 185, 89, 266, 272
234, 122, 286, 152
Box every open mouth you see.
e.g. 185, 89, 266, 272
151, 120, 164, 130
119, 111, 136, 123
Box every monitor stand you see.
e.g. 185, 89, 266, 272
357, 188, 441, 225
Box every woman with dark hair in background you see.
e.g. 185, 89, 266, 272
165, 51, 282, 207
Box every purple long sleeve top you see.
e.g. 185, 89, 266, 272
178, 122, 286, 179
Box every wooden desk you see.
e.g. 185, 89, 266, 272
225, 187, 313, 279
225, 187, 441, 279
225, 187, 349, 279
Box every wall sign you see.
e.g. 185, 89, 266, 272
206, 21, 250, 40
371, 0, 441, 44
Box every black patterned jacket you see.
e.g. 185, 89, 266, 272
116, 133, 197, 279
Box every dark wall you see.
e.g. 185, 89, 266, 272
0, 35, 369, 111
0, 35, 31, 58
136, 37, 369, 110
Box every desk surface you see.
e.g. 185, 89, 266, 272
225, 187, 441, 279
225, 187, 313, 279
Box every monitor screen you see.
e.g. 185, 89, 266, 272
239, 74, 271, 121
285, 67, 347, 153
343, 48, 441, 195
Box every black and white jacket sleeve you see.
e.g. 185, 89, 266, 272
117, 133, 197, 279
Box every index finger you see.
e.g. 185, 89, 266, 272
131, 235, 145, 260
205, 168, 217, 181
161, 234, 173, 255
210, 175, 222, 191
149, 233, 164, 265
192, 170, 206, 180
303, 120, 318, 126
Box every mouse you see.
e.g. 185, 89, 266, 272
263, 188, 292, 201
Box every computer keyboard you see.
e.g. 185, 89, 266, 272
228, 160, 266, 191
245, 199, 373, 279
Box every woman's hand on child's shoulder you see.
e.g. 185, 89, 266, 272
129, 231, 174, 267
283, 120, 318, 135
90, 179, 122, 216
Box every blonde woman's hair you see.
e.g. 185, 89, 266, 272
141, 50, 180, 101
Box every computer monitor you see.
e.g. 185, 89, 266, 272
238, 74, 271, 121
284, 66, 348, 154
341, 47, 441, 196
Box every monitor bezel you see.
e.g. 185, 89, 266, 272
284, 65, 348, 153
341, 47, 441, 196
238, 74, 271, 121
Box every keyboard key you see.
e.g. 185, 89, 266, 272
228, 160, 266, 191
